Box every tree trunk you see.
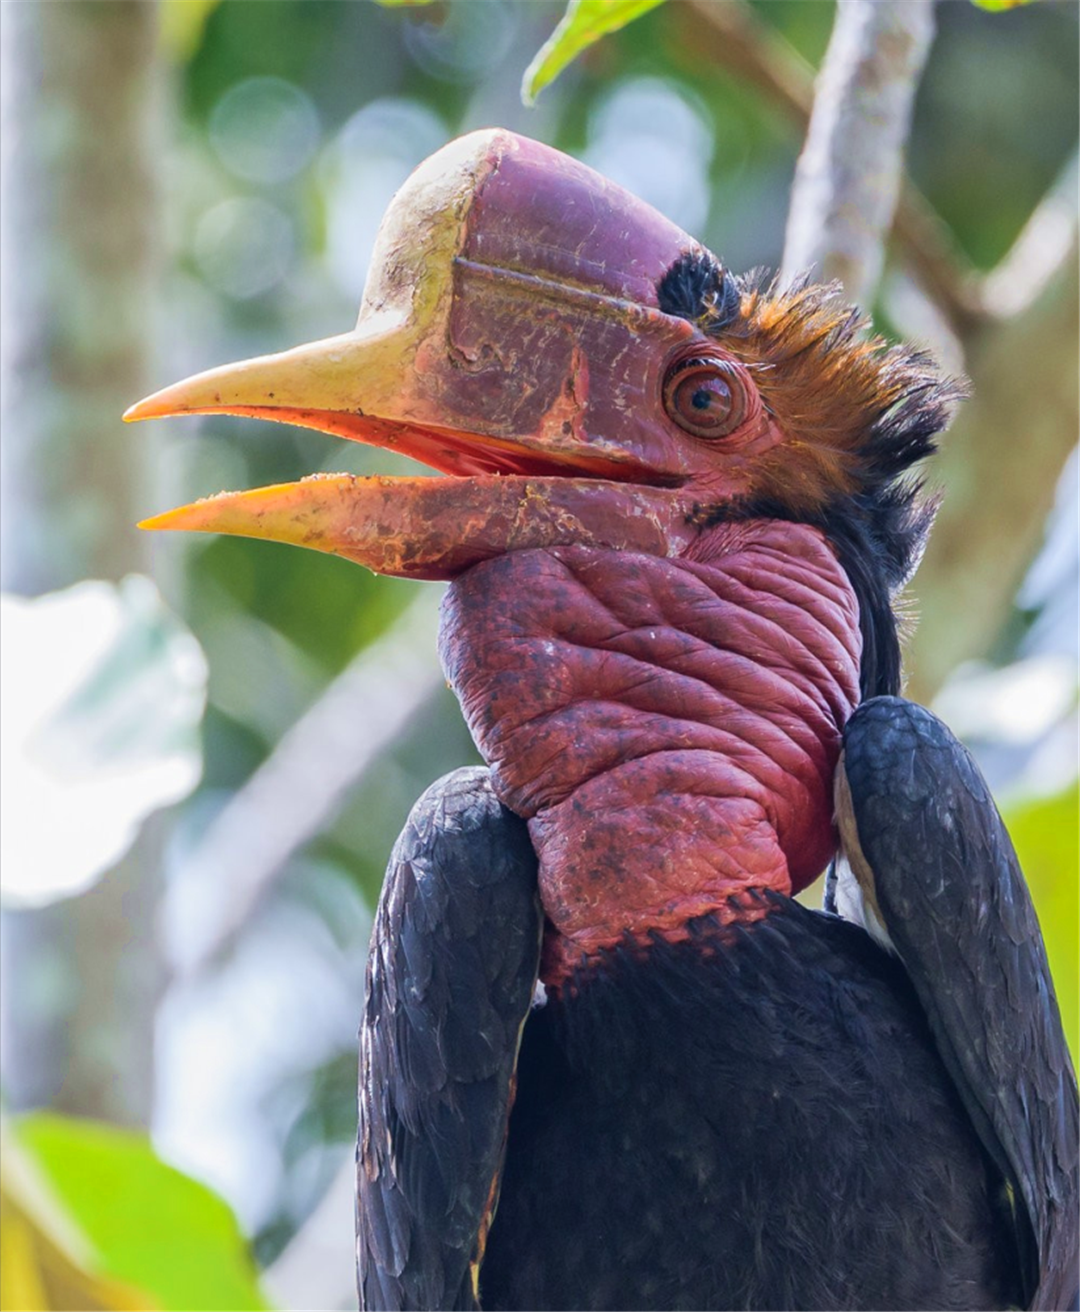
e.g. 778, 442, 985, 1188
0, 0, 164, 1126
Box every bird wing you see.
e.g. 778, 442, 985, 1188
835, 696, 1079, 1311
357, 766, 542, 1311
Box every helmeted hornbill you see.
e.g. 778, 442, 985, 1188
127, 130, 1078, 1312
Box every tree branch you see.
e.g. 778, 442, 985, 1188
974, 152, 1079, 321
682, 0, 813, 121
780, 0, 936, 305
682, 0, 982, 328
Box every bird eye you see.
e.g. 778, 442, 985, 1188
662, 357, 748, 440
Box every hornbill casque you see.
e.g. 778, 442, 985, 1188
127, 130, 1078, 1311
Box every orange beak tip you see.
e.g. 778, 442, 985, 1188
123, 397, 165, 423
125, 404, 186, 424
124, 389, 201, 423
136, 496, 225, 533
137, 509, 190, 533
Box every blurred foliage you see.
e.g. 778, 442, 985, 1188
376, 0, 1045, 106
1, 579, 206, 910
159, 0, 222, 61
1, 1115, 268, 1311
1003, 783, 1080, 1065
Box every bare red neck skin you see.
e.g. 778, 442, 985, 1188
439, 519, 862, 990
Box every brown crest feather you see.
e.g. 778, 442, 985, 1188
717, 277, 960, 513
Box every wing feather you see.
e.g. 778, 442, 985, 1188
837, 697, 1078, 1311
357, 767, 541, 1311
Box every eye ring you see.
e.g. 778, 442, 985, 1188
662, 356, 749, 440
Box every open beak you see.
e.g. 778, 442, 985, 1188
127, 129, 713, 578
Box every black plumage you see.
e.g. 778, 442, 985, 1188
836, 697, 1080, 1311
357, 703, 1078, 1311
480, 898, 1019, 1311
357, 769, 541, 1311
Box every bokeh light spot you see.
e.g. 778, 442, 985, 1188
402, 2, 518, 84
320, 98, 447, 297
194, 198, 295, 301
209, 77, 320, 185
585, 78, 714, 236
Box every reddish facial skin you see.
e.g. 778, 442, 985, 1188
126, 129, 877, 985
440, 520, 861, 986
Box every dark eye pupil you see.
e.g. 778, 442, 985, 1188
680, 376, 731, 422
662, 357, 747, 439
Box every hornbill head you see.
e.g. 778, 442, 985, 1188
128, 129, 956, 700
129, 134, 1078, 1312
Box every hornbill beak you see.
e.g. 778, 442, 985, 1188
126, 129, 749, 578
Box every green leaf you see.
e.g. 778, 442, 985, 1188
1003, 782, 1079, 1065
371, 0, 441, 7
970, 0, 1038, 8
1, 1124, 149, 1311
522, 0, 666, 105
159, 0, 222, 61
5, 1115, 269, 1312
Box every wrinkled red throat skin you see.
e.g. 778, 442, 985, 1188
439, 519, 862, 990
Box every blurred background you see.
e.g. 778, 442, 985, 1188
1, 1, 1076, 1308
